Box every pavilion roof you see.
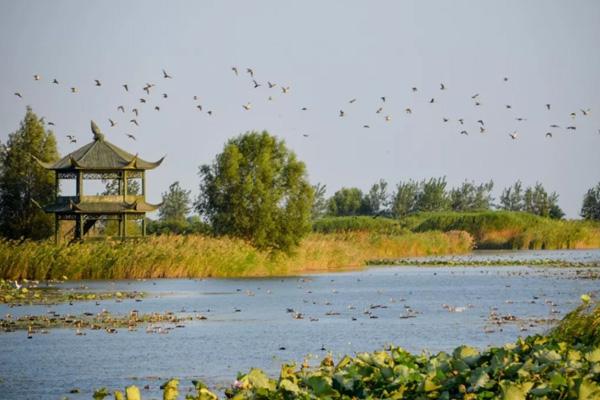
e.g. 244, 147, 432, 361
35, 121, 164, 171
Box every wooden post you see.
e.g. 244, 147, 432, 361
117, 215, 122, 239
76, 215, 83, 240
76, 171, 83, 198
142, 171, 146, 196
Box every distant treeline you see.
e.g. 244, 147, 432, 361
313, 178, 600, 221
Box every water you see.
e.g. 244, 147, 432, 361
1, 249, 599, 399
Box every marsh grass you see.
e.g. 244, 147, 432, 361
0, 231, 473, 280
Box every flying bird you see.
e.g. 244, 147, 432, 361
339, 110, 345, 117
570, 112, 577, 118
477, 120, 484, 126
546, 104, 551, 110
162, 69, 172, 79
442, 118, 449, 122
349, 98, 356, 104
509, 132, 518, 139
268, 81, 276, 88
411, 87, 418, 92
14, 92, 22, 98
301, 107, 307, 111
162, 93, 168, 98
231, 67, 238, 75
384, 115, 392, 122
475, 101, 481, 106
94, 79, 101, 86
33, 74, 41, 81
363, 125, 370, 128
193, 95, 199, 100
117, 106, 125, 112
281, 86, 290, 94
130, 119, 139, 126
429, 98, 435, 103
405, 108, 412, 114
154, 106, 160, 111
132, 108, 139, 116
566, 126, 576, 130
581, 109, 590, 116
471, 94, 479, 99
458, 118, 464, 125
545, 132, 553, 138
549, 124, 560, 128
123, 84, 129, 92
376, 107, 383, 114
48, 121, 55, 126
505, 105, 512, 109
460, 130, 468, 136
302, 134, 309, 138
242, 102, 252, 111
196, 104, 203, 111
109, 119, 116, 127
516, 117, 527, 121
480, 127, 486, 134
252, 79, 261, 88
207, 110, 213, 116
66, 135, 77, 143
70, 87, 78, 93
52, 79, 59, 84
381, 96, 386, 102
246, 68, 254, 77
503, 77, 509, 82
440, 83, 445, 90
140, 98, 146, 103
125, 133, 136, 140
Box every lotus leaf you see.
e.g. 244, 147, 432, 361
125, 386, 141, 400
113, 391, 124, 400
469, 368, 491, 390
585, 347, 600, 362
305, 375, 335, 396
453, 346, 481, 366
499, 380, 534, 400
161, 379, 178, 400
578, 377, 600, 400
242, 368, 276, 391
93, 387, 110, 400
279, 379, 300, 394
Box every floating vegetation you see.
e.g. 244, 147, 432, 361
367, 256, 600, 270
95, 300, 600, 399
0, 279, 144, 305
0, 310, 207, 334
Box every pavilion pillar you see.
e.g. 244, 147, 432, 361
142, 216, 146, 237
76, 215, 83, 240
142, 171, 146, 196
76, 171, 83, 199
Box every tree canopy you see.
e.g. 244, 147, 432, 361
581, 182, 600, 220
195, 131, 313, 252
159, 181, 191, 222
0, 107, 59, 240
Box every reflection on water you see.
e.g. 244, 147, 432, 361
0, 250, 599, 399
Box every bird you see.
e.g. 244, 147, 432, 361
442, 118, 449, 122
509, 132, 518, 139
125, 133, 136, 140
376, 107, 383, 114
505, 104, 512, 109
503, 77, 509, 82
460, 130, 468, 136
549, 124, 560, 128
196, 104, 203, 111
162, 93, 168, 98
109, 119, 116, 127
301, 107, 307, 111
302, 134, 309, 138
48, 121, 55, 126
246, 68, 254, 77
458, 118, 464, 125
242, 103, 252, 111
339, 110, 345, 117
381, 96, 386, 102
566, 126, 576, 130
581, 109, 590, 116
411, 87, 418, 92
570, 112, 577, 118
349, 98, 356, 104
14, 92, 22, 98
207, 110, 213, 116
33, 74, 41, 81
546, 104, 551, 110
154, 106, 160, 111
281, 86, 290, 94
363, 125, 370, 128
252, 79, 261, 88
516, 117, 527, 121
440, 83, 446, 90
117, 105, 125, 112
94, 79, 101, 86
480, 127, 486, 134
130, 119, 139, 126
231, 67, 238, 75
162, 69, 172, 79
429, 98, 435, 103
471, 93, 479, 99
268, 81, 276, 88
123, 84, 128, 92
66, 135, 77, 143
140, 98, 146, 103
475, 101, 481, 106
70, 87, 78, 93
477, 120, 484, 126
193, 95, 199, 101
384, 115, 392, 122
545, 132, 553, 138
132, 108, 139, 116
405, 108, 412, 114
52, 78, 59, 84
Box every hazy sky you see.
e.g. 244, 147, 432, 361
1, 1, 599, 217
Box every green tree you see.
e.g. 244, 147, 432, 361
391, 180, 419, 217
581, 182, 600, 220
450, 180, 494, 211
311, 183, 328, 220
327, 187, 363, 216
0, 107, 59, 239
362, 179, 389, 216
523, 183, 563, 219
196, 131, 313, 252
500, 181, 524, 211
415, 177, 449, 212
159, 181, 191, 222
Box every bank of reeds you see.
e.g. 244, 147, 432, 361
0, 230, 473, 280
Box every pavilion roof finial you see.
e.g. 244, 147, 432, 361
91, 120, 105, 141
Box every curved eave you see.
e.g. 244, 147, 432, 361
31, 154, 58, 170
132, 155, 165, 170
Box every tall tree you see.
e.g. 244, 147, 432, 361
581, 182, 600, 220
450, 180, 494, 211
499, 181, 524, 211
196, 131, 313, 252
0, 107, 59, 240
391, 180, 419, 217
327, 187, 363, 216
311, 182, 328, 220
362, 179, 389, 216
415, 177, 449, 212
159, 181, 191, 222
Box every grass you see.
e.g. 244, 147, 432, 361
0, 231, 473, 280
96, 299, 600, 400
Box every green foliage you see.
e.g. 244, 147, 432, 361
313, 216, 408, 235
196, 131, 313, 252
391, 180, 419, 217
449, 180, 494, 212
500, 181, 564, 219
146, 216, 211, 235
0, 107, 59, 240
159, 181, 191, 222
581, 182, 600, 220
311, 182, 328, 220
327, 187, 364, 216
362, 179, 390, 216
416, 177, 450, 212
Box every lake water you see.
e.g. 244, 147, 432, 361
1, 249, 599, 399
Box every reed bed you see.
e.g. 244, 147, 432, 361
0, 231, 473, 280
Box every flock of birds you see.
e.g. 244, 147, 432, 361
11, 67, 599, 144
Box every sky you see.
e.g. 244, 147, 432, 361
0, 1, 599, 218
